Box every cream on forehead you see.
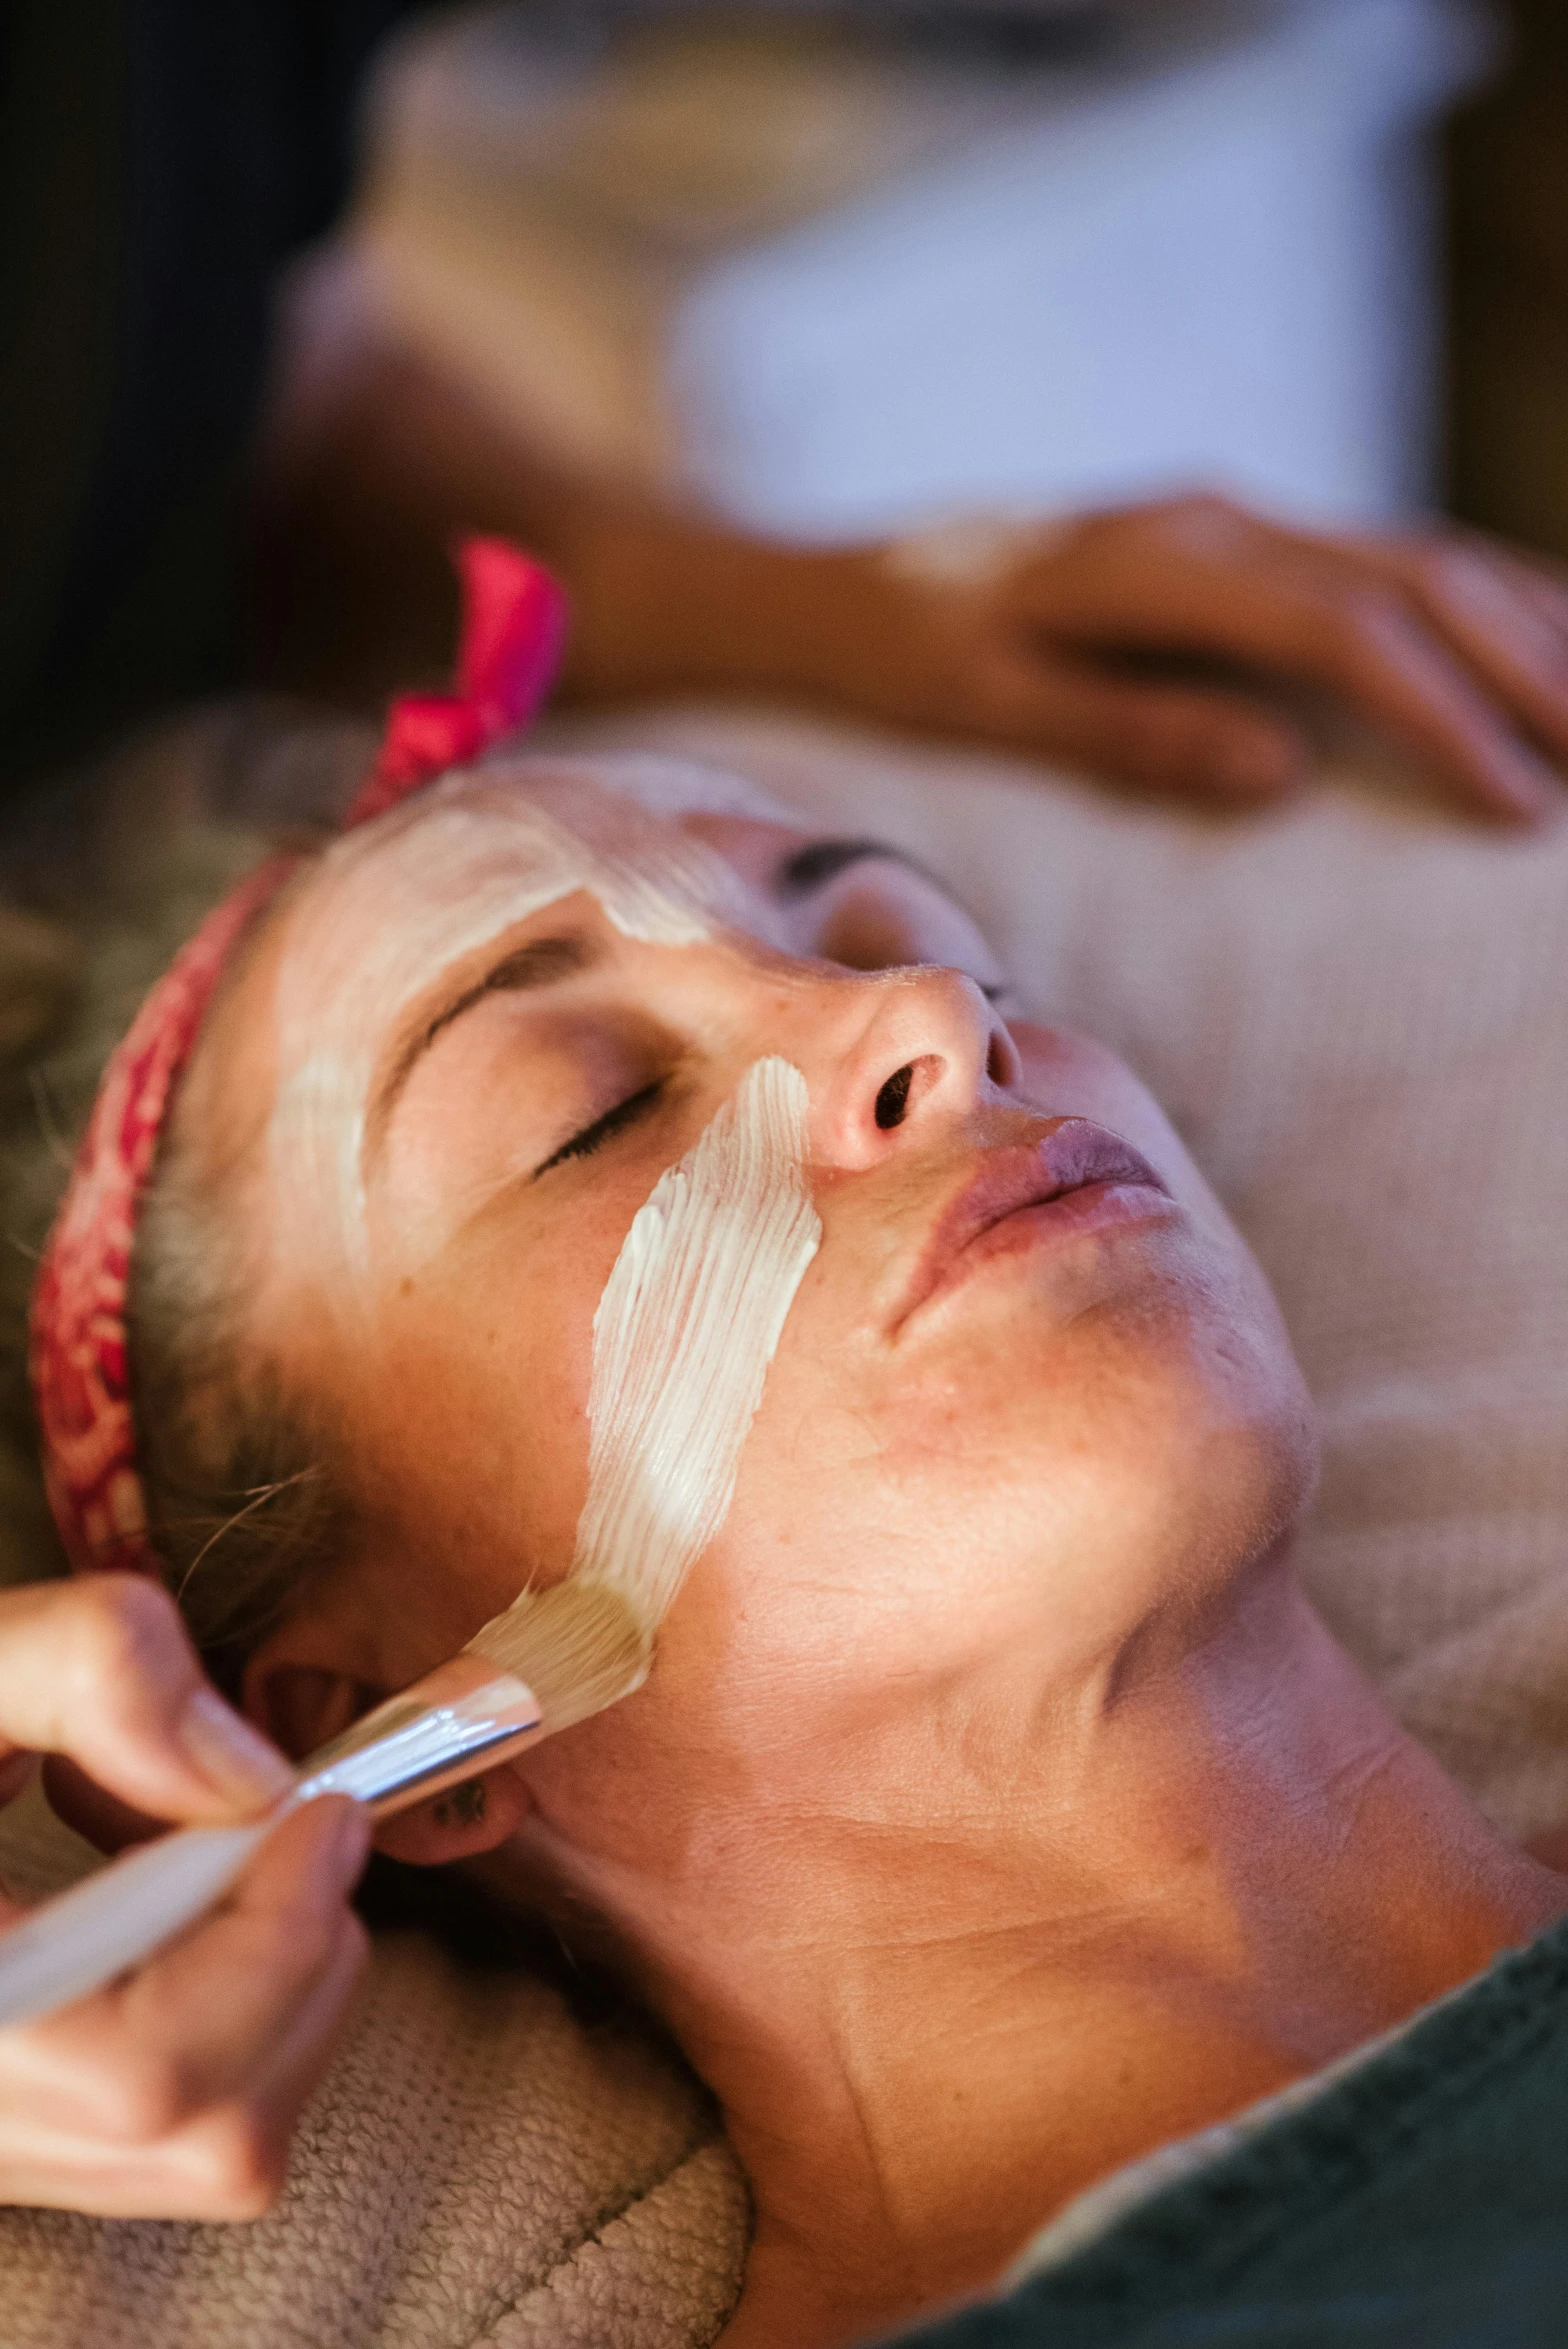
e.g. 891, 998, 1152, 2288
572, 1055, 820, 1628
267, 769, 744, 1281
484, 747, 806, 828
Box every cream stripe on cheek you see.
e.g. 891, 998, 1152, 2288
571, 1057, 820, 1632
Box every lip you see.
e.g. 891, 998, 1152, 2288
893, 1121, 1173, 1333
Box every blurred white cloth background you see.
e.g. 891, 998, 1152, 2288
350, 0, 1497, 538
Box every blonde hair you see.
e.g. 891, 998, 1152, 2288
2, 703, 373, 1678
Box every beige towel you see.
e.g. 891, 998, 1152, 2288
0, 1787, 749, 2348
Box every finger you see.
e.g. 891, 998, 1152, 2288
1514, 569, 1568, 645
1352, 538, 1568, 766
40, 1753, 167, 1853
1453, 539, 1568, 646
1300, 588, 1562, 822
1281, 518, 1568, 657
0, 1577, 293, 1824
150, 1905, 370, 2220
0, 1861, 369, 2220
0, 1802, 369, 2142
1013, 516, 1563, 822
110, 1801, 370, 2114
973, 651, 1309, 804
1118, 563, 1561, 824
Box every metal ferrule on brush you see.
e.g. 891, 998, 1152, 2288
287, 1656, 545, 1819
0, 1582, 650, 2032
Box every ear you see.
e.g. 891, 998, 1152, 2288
372, 1765, 532, 1864
242, 1624, 531, 1867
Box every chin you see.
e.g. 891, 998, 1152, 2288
1089, 1318, 1313, 1596
944, 1247, 1320, 1621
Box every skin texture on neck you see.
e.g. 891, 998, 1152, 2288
490, 1556, 1564, 2349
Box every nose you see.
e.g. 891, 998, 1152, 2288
803, 966, 1021, 1171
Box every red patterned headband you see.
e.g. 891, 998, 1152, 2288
29, 537, 568, 1576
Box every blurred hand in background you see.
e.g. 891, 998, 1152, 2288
854, 493, 1568, 824
257, 327, 1568, 829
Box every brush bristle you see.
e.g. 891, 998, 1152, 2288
465, 1579, 651, 1733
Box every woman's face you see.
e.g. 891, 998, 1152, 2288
191, 762, 1315, 1810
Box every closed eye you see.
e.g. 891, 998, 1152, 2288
533, 1079, 666, 1179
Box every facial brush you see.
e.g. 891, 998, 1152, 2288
0, 1579, 648, 2030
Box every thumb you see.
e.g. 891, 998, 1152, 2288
0, 1578, 294, 1827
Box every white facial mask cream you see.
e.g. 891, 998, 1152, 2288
573, 1055, 820, 1630
268, 766, 747, 1283
420, 1055, 819, 1727
273, 761, 820, 1637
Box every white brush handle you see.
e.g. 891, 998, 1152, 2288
0, 1668, 544, 2031
0, 1823, 267, 2028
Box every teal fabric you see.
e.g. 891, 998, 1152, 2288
892, 1913, 1568, 2348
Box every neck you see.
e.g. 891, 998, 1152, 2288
496, 1558, 1563, 2347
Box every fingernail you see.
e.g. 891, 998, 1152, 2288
179, 1686, 295, 1808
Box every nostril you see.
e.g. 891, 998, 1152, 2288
875, 1064, 915, 1130
986, 1032, 1012, 1088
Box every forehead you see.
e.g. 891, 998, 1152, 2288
286, 763, 758, 955
241, 759, 805, 1288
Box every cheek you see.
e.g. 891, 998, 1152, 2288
354, 1253, 603, 1602
1010, 1020, 1153, 1126
687, 1196, 1316, 1687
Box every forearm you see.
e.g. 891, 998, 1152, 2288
559, 497, 875, 704
250, 274, 1568, 823
247, 315, 866, 712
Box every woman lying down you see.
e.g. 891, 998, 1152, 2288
6, 569, 1568, 2349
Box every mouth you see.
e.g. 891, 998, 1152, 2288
894, 1120, 1173, 1332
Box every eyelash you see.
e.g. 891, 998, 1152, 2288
534, 1078, 665, 1179
520, 875, 1001, 1180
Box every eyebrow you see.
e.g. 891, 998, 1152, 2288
369, 838, 965, 1159
773, 836, 949, 899
366, 930, 598, 1161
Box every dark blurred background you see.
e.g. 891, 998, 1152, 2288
1448, 0, 1568, 560
4, 0, 1567, 801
